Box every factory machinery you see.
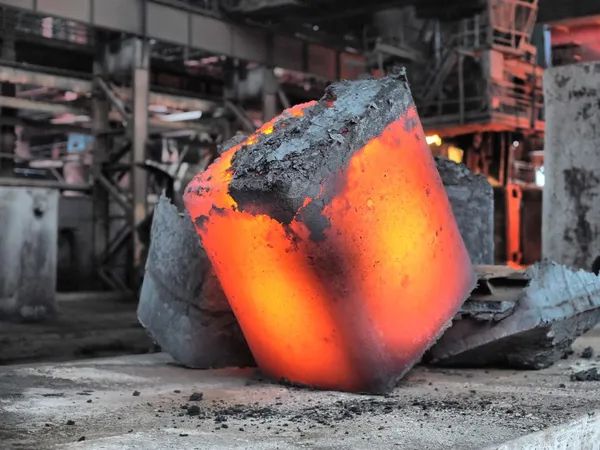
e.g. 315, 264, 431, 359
0, 0, 599, 302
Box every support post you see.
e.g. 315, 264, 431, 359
262, 68, 278, 122
91, 41, 111, 287
434, 20, 441, 71
543, 62, 600, 270
130, 39, 150, 274
458, 54, 465, 124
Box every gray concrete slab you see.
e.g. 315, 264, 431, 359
543, 61, 600, 270
1, 332, 600, 450
430, 262, 600, 369
0, 292, 153, 365
0, 186, 59, 321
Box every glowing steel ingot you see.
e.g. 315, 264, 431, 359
184, 75, 476, 394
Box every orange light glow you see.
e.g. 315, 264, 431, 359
184, 101, 475, 393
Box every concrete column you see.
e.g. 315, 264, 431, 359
223, 58, 240, 102
0, 187, 59, 322
542, 62, 600, 270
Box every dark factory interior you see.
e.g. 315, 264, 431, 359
1, 1, 600, 448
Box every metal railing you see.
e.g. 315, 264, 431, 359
488, 81, 543, 121
417, 77, 543, 129
489, 0, 538, 55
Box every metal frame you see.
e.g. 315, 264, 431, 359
410, 0, 544, 137
0, 63, 217, 113
89, 37, 146, 293
0, 0, 358, 79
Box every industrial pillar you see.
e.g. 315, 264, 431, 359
542, 62, 600, 270
90, 36, 150, 292
222, 59, 256, 132
91, 43, 110, 273
262, 67, 278, 122
130, 38, 150, 270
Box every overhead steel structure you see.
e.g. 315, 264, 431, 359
0, 0, 378, 294
0, 0, 363, 81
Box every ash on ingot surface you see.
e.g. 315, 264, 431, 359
227, 74, 414, 234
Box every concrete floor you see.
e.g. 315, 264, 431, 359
0, 292, 154, 365
1, 332, 600, 450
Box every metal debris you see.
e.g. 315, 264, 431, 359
429, 261, 600, 369
571, 367, 600, 382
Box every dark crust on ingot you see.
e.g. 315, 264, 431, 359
227, 73, 415, 241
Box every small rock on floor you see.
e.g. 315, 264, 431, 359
581, 347, 594, 359
187, 405, 201, 416
571, 367, 600, 382
189, 392, 204, 401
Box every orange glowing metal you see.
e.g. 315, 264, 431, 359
184, 79, 475, 393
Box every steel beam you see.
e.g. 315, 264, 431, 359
118, 88, 215, 113
0, 64, 217, 112
0, 88, 213, 132
224, 100, 256, 132
148, 118, 214, 132
0, 95, 86, 115
262, 68, 278, 122
0, 177, 91, 191
0, 115, 88, 133
131, 39, 150, 272
0, 0, 350, 78
91, 70, 111, 292
97, 78, 130, 127
0, 64, 91, 93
